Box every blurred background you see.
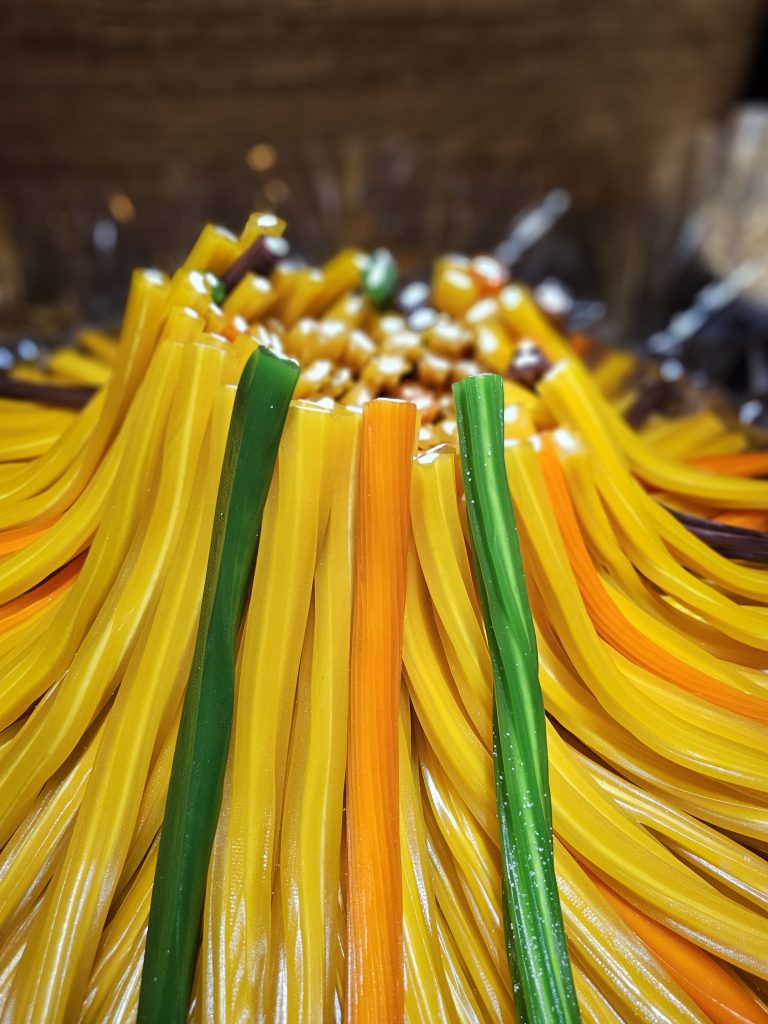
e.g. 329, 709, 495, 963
1, 0, 767, 408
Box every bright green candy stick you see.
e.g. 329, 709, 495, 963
454, 372, 581, 1024
137, 346, 299, 1024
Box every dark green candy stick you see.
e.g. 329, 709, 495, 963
137, 346, 299, 1024
363, 248, 398, 308
454, 372, 581, 1024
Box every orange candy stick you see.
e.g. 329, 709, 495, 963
713, 510, 768, 531
689, 451, 768, 478
346, 399, 417, 1024
589, 870, 768, 1024
0, 520, 55, 556
538, 434, 768, 725
0, 552, 84, 631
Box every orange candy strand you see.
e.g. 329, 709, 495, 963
345, 399, 416, 1024
0, 552, 84, 631
689, 451, 768, 478
0, 520, 55, 556
538, 434, 768, 725
590, 871, 768, 1024
713, 510, 768, 531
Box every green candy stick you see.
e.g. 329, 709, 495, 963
363, 247, 398, 309
454, 372, 581, 1024
137, 346, 299, 1024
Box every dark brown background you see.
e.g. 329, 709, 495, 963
0, 0, 765, 320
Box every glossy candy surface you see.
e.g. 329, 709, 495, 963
2, 213, 768, 1024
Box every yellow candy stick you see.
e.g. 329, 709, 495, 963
555, 842, 709, 1024
0, 408, 77, 460
424, 797, 513, 1021
47, 349, 111, 388
419, 740, 511, 1008
0, 895, 45, 1021
536, 626, 768, 843
263, 864, 288, 1023
0, 343, 222, 848
498, 283, 569, 361
647, 499, 768, 603
0, 393, 105, 502
0, 308, 201, 603
410, 447, 491, 744
403, 421, 765, 1007
592, 465, 768, 647
505, 439, 768, 789
434, 906, 487, 1023
570, 964, 624, 1024
317, 249, 367, 309
81, 839, 158, 1024
222, 273, 276, 320
580, 755, 768, 914
400, 698, 450, 1024
115, 711, 181, 903
276, 268, 327, 327
77, 329, 119, 366
590, 351, 635, 398
12, 384, 231, 1023
181, 224, 240, 276
0, 421, 124, 606
548, 727, 768, 979
0, 405, 74, 430
203, 403, 330, 1021
558, 439, 768, 670
643, 411, 729, 461
0, 340, 183, 713
0, 270, 168, 516
238, 212, 286, 248
541, 357, 768, 509
402, 552, 496, 842
87, 926, 145, 1024
685, 429, 747, 458
279, 406, 358, 1022
0, 717, 104, 939
541, 370, 768, 606
0, 583, 71, 655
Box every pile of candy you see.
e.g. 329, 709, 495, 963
1, 213, 768, 1024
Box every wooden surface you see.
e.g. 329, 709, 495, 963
0, 0, 764, 308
